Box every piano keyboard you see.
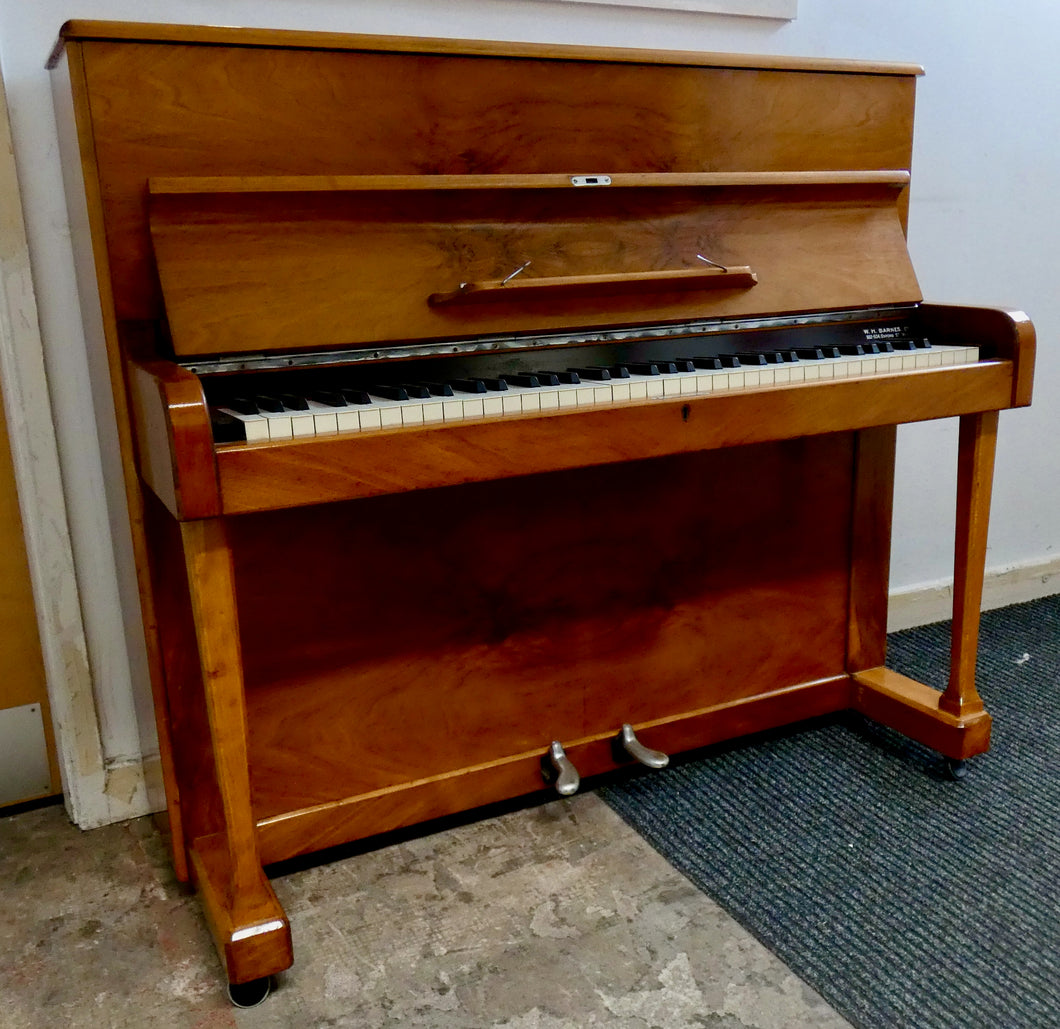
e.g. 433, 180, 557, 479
211, 341, 980, 444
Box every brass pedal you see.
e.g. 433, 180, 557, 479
541, 740, 580, 796
614, 723, 669, 769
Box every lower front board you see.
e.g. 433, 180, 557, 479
228, 434, 861, 848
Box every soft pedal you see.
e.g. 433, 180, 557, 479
541, 740, 580, 796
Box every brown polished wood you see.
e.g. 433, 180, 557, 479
50, 21, 1033, 993
149, 183, 917, 355
940, 410, 999, 719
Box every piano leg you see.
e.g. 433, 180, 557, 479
852, 411, 998, 765
940, 410, 999, 720
179, 518, 293, 991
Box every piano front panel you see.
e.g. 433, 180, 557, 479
74, 35, 916, 325
233, 437, 854, 827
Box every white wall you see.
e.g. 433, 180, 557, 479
1, 0, 1056, 823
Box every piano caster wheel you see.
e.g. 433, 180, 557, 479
227, 976, 273, 1008
944, 758, 969, 781
541, 740, 581, 797
614, 723, 670, 769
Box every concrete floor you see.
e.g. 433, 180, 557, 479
0, 792, 850, 1028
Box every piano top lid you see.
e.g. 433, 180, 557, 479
48, 19, 924, 77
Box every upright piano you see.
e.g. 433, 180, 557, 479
49, 21, 1034, 1002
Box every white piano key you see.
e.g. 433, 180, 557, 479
306, 400, 339, 434
358, 407, 382, 431
514, 386, 542, 413
335, 408, 362, 432
441, 398, 466, 421
260, 411, 294, 439
214, 342, 985, 447
537, 388, 560, 411
217, 408, 270, 443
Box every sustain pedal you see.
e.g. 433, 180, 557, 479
614, 724, 669, 769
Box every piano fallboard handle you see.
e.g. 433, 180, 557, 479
428, 266, 757, 306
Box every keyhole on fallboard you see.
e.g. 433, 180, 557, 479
682, 404, 691, 422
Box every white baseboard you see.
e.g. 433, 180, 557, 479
888, 555, 1060, 632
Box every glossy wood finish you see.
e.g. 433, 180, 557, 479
70, 35, 917, 326
426, 266, 759, 307
257, 674, 855, 865
150, 170, 913, 195
919, 303, 1036, 407
50, 20, 925, 77
846, 425, 898, 672
852, 666, 991, 759
150, 182, 918, 355
941, 411, 999, 719
180, 518, 292, 982
49, 22, 1033, 991
127, 360, 219, 519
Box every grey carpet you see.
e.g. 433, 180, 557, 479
600, 595, 1060, 1029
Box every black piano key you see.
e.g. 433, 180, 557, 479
761, 352, 787, 365
369, 384, 410, 401
450, 378, 488, 394
501, 373, 541, 389
568, 366, 611, 381
481, 378, 509, 392
255, 394, 285, 413
310, 389, 348, 407
915, 338, 931, 349
415, 381, 456, 396
227, 396, 260, 415
795, 348, 826, 360
340, 388, 373, 405
279, 394, 310, 411
818, 346, 842, 359
654, 361, 679, 374
692, 356, 723, 370
211, 410, 245, 443
735, 353, 768, 366
876, 341, 895, 353
627, 362, 660, 376
668, 358, 696, 373
604, 365, 631, 378
837, 343, 866, 356
534, 370, 581, 384
399, 383, 432, 399
776, 350, 800, 363
716, 354, 742, 368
